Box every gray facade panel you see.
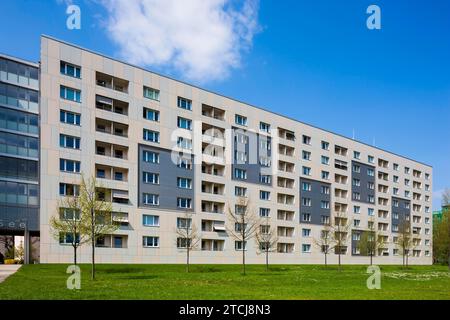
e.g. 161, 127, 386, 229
299, 177, 331, 225
351, 161, 376, 204
391, 196, 411, 233
138, 144, 195, 211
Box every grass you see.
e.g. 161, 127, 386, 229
0, 264, 449, 300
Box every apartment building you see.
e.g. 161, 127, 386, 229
39, 35, 432, 264
0, 54, 40, 263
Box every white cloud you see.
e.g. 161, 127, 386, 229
98, 0, 260, 82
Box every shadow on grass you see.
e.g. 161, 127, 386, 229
118, 275, 159, 280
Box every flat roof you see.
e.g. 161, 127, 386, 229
41, 34, 432, 168
0, 53, 39, 68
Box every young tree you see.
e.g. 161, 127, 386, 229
442, 188, 450, 207
226, 197, 260, 275
79, 176, 119, 280
313, 223, 335, 267
357, 218, 385, 265
397, 216, 414, 268
331, 210, 352, 271
255, 216, 278, 271
175, 211, 201, 273
50, 196, 89, 265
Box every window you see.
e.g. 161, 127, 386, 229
302, 166, 311, 176
235, 114, 247, 126
320, 201, 330, 209
259, 208, 270, 217
259, 139, 271, 151
177, 157, 192, 170
143, 86, 160, 101
393, 163, 399, 171
177, 217, 192, 229
393, 200, 399, 207
60, 85, 81, 102
143, 215, 159, 227
177, 117, 192, 130
177, 137, 192, 150
368, 195, 374, 203
59, 232, 80, 245
425, 173, 430, 180
235, 186, 247, 197
177, 197, 192, 209
321, 171, 329, 180
302, 135, 311, 145
302, 182, 311, 191
260, 190, 270, 200
143, 172, 159, 184
143, 129, 160, 143
393, 187, 399, 195
353, 164, 361, 173
405, 167, 410, 174
393, 175, 399, 183
353, 192, 360, 201
302, 198, 311, 206
59, 134, 80, 149
143, 150, 159, 163
302, 213, 311, 222
353, 151, 360, 159
60, 110, 81, 125
321, 141, 329, 150
235, 151, 247, 163
368, 155, 374, 163
177, 97, 192, 110
367, 182, 375, 190
302, 229, 311, 237
143, 236, 159, 248
259, 175, 271, 184
302, 151, 311, 161
143, 193, 159, 205
353, 179, 360, 187
405, 179, 410, 186
234, 168, 247, 180
321, 186, 330, 194
59, 183, 79, 196
354, 206, 361, 214
143, 108, 159, 121
177, 177, 192, 189
235, 241, 247, 251
260, 122, 270, 133
60, 159, 80, 173
60, 61, 81, 78
352, 233, 361, 241
321, 156, 329, 165
302, 244, 311, 253
367, 168, 374, 176
368, 208, 374, 216
321, 215, 330, 224
392, 212, 399, 219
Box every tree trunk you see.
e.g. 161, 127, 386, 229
265, 249, 269, 272
73, 245, 77, 266
187, 246, 190, 273
338, 247, 341, 271
242, 239, 246, 275
91, 208, 95, 280
370, 252, 373, 266
324, 252, 327, 267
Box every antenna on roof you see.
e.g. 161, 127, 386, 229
352, 129, 355, 140
372, 137, 376, 147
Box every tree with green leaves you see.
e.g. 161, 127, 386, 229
50, 196, 89, 265
331, 210, 352, 271
79, 176, 119, 280
396, 216, 414, 268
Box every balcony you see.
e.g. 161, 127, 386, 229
378, 159, 389, 169
95, 141, 128, 160
278, 144, 295, 157
277, 243, 294, 253
378, 184, 389, 193
96, 234, 128, 248
201, 162, 225, 177
201, 220, 226, 232
201, 200, 225, 214
334, 188, 348, 199
277, 193, 295, 205
277, 177, 295, 189
202, 104, 225, 121
335, 145, 348, 157
278, 160, 295, 173
96, 95, 129, 115
201, 239, 224, 251
201, 181, 225, 195
378, 171, 389, 181
96, 164, 128, 182
277, 210, 295, 221
335, 174, 348, 185
96, 118, 128, 138
334, 159, 348, 171
96, 72, 129, 94
278, 128, 295, 141
97, 187, 129, 205
277, 226, 295, 237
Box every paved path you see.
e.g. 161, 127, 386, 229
0, 265, 21, 283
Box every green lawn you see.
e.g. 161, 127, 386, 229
0, 264, 449, 300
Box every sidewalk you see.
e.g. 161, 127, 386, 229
0, 265, 22, 283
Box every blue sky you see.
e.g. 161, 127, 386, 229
1, 0, 449, 209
